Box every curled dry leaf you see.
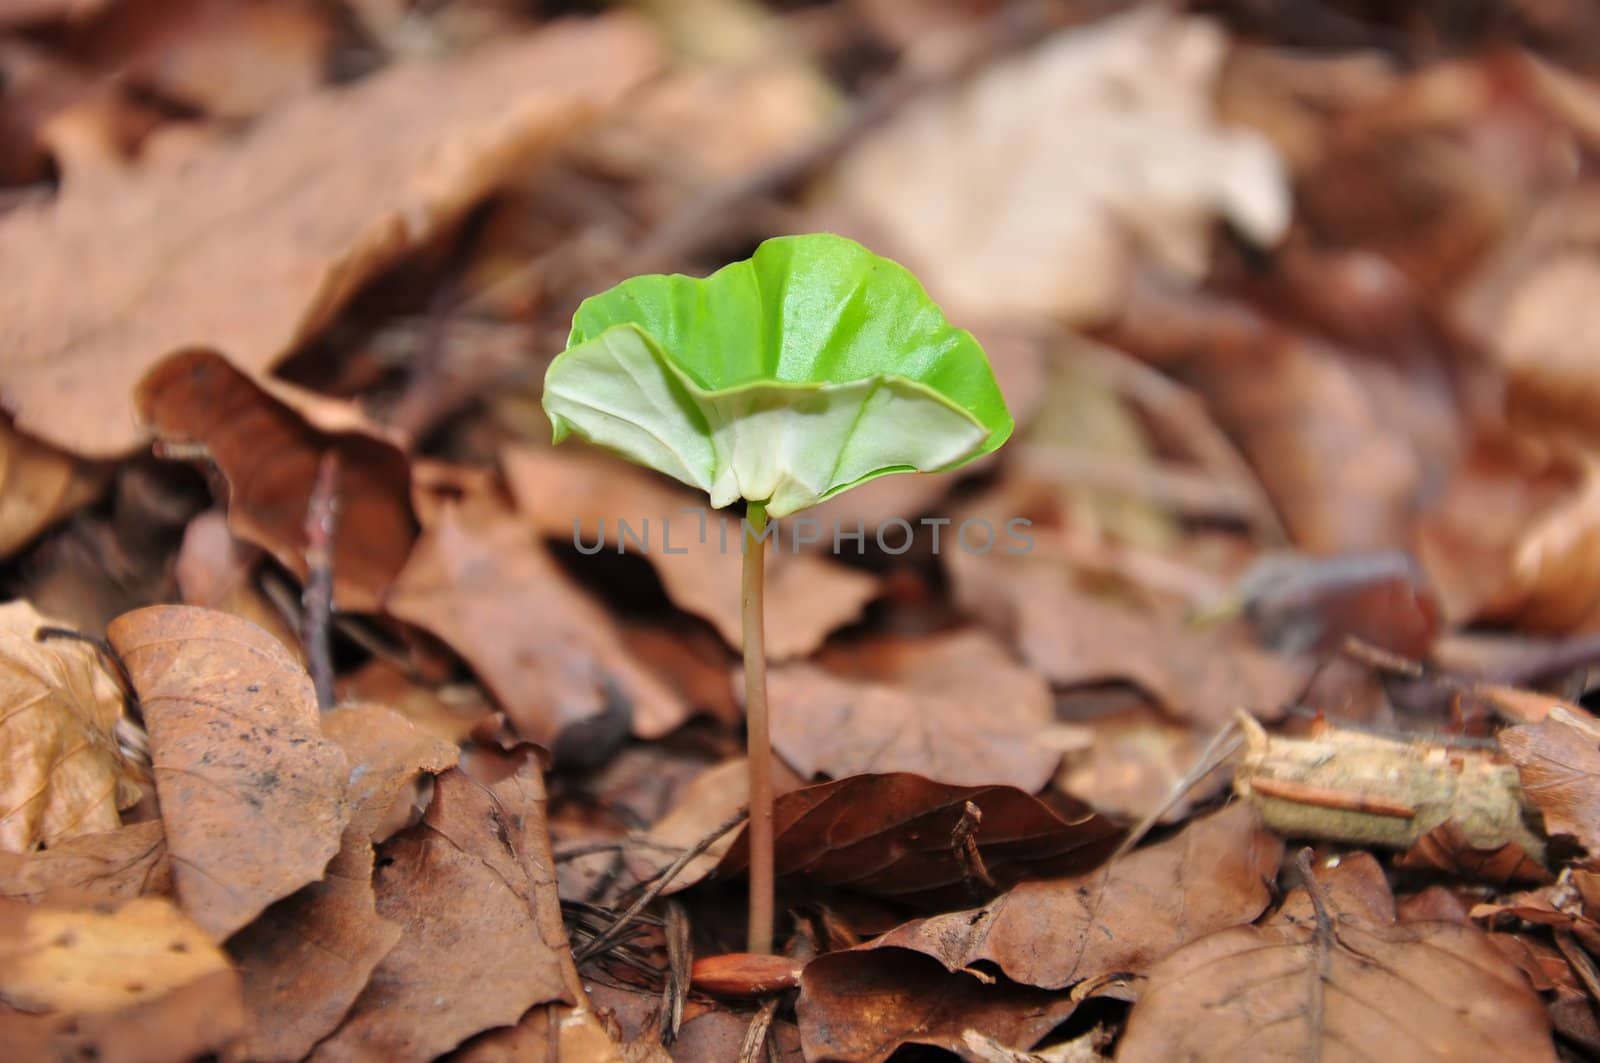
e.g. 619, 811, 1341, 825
222, 706, 455, 1063
0, 599, 139, 853
385, 500, 687, 751
797, 949, 1078, 1063
769, 630, 1061, 790
312, 762, 577, 1062
175, 509, 303, 658
707, 772, 1119, 906
1117, 851, 1557, 1062
0, 820, 170, 902
106, 604, 350, 940
0, 418, 107, 559
856, 803, 1280, 989
140, 350, 416, 613
950, 550, 1303, 726
1499, 706, 1600, 856
0, 15, 660, 458
0, 893, 247, 1063
832, 6, 1288, 324
503, 446, 878, 660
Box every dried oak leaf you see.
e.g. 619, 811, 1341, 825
0, 893, 247, 1063
0, 418, 107, 559
106, 604, 350, 940
950, 551, 1302, 725
768, 630, 1061, 791
1500, 706, 1600, 856
140, 350, 416, 613
0, 820, 170, 902
0, 16, 659, 458
385, 500, 687, 750
854, 803, 1280, 989
0, 599, 138, 853
503, 446, 877, 660
707, 772, 1119, 906
312, 762, 577, 1062
1117, 850, 1557, 1062
223, 706, 454, 1063
797, 949, 1077, 1063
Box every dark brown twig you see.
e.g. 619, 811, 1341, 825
35, 625, 143, 727
951, 801, 996, 897
303, 452, 341, 710
574, 806, 748, 964
661, 900, 691, 1045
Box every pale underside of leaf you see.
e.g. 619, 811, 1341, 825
543, 323, 987, 516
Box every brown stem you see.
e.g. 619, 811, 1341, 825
742, 501, 774, 954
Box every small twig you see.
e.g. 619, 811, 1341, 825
661, 900, 691, 1045
553, 836, 692, 863
1295, 847, 1333, 1045
951, 801, 997, 897
738, 996, 781, 1063
574, 806, 748, 964
302, 452, 342, 710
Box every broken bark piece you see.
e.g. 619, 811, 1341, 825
1232, 712, 1543, 858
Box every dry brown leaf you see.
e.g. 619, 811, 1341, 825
106, 604, 350, 940
1117, 852, 1557, 1062
312, 761, 577, 1062
452, 1002, 636, 1063
0, 893, 247, 1063
0, 16, 659, 458
0, 820, 170, 902
0, 599, 138, 852
333, 660, 493, 746
503, 445, 878, 661
706, 772, 1119, 906
1500, 706, 1600, 856
1054, 703, 1217, 821
140, 350, 417, 612
69, 0, 333, 120
0, 418, 107, 559
797, 949, 1078, 1063
220, 707, 453, 1063
175, 509, 303, 658
950, 550, 1303, 725
857, 803, 1280, 989
831, 7, 1287, 324
385, 500, 687, 750
768, 630, 1061, 790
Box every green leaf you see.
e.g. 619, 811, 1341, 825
542, 233, 1013, 517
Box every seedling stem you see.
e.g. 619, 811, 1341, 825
741, 500, 774, 953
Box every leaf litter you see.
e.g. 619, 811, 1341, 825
6, 2, 1600, 1060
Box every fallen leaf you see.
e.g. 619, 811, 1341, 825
175, 509, 303, 657
312, 762, 577, 1062
856, 804, 1280, 989
334, 660, 493, 746
503, 445, 878, 660
768, 630, 1061, 790
1397, 820, 1552, 887
0, 893, 247, 1063
1500, 706, 1600, 856
69, 0, 333, 120
797, 949, 1078, 1063
1117, 850, 1557, 1062
385, 500, 687, 751
950, 550, 1303, 725
0, 820, 170, 902
0, 16, 659, 458
106, 604, 350, 940
0, 418, 107, 559
831, 7, 1288, 324
452, 1001, 636, 1063
1054, 703, 1219, 821
0, 599, 138, 852
222, 706, 453, 1063
708, 772, 1119, 906
140, 350, 416, 612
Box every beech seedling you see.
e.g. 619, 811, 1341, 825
543, 233, 1013, 952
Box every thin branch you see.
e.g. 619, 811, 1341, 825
302, 452, 342, 709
